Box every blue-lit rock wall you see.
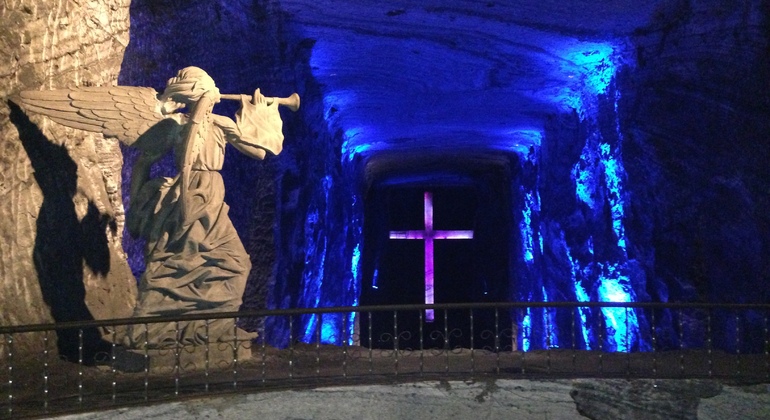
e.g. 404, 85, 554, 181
619, 0, 770, 351
518, 0, 770, 352
515, 78, 652, 352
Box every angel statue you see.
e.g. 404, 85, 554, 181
18, 67, 300, 348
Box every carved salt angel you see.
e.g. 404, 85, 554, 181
18, 67, 299, 348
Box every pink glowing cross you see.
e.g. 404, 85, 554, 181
389, 192, 473, 322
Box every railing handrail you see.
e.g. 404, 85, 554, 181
2, 301, 769, 335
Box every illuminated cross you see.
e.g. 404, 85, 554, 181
389, 191, 474, 322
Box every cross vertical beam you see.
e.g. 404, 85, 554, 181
389, 192, 473, 322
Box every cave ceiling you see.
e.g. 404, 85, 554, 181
280, 0, 666, 182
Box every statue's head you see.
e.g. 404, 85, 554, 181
159, 67, 219, 111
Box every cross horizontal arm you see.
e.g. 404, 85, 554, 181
389, 230, 474, 240
390, 231, 425, 239
434, 230, 474, 239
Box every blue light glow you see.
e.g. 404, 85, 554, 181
572, 142, 599, 209
553, 87, 586, 116
340, 127, 371, 163
297, 177, 334, 343
322, 92, 356, 121
347, 311, 356, 346
562, 44, 617, 95
521, 189, 536, 264
542, 286, 559, 349
304, 313, 317, 341
551, 42, 622, 117
504, 130, 543, 156
600, 143, 627, 253
567, 247, 592, 350
521, 306, 532, 352
351, 243, 361, 283
596, 264, 638, 352
321, 314, 340, 344
539, 234, 544, 256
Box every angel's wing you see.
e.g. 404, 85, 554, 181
18, 86, 166, 146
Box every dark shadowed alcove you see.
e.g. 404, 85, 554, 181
360, 152, 512, 348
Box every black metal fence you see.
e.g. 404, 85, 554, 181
1, 302, 769, 418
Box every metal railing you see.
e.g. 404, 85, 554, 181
1, 301, 769, 418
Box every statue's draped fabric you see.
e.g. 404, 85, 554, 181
125, 100, 283, 347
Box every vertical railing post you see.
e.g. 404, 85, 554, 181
419, 310, 424, 376
735, 312, 741, 377
625, 307, 630, 378
6, 333, 13, 418
494, 308, 500, 375
204, 319, 210, 393
393, 310, 399, 377
43, 330, 49, 413
368, 312, 373, 376
651, 310, 657, 379
143, 323, 149, 401
111, 328, 117, 403
315, 313, 321, 380
546, 307, 551, 376
342, 312, 349, 379
174, 321, 181, 396
764, 311, 770, 380
678, 308, 685, 377
707, 310, 713, 378
598, 314, 604, 377
232, 318, 239, 390
470, 308, 475, 377
444, 309, 449, 375
288, 316, 295, 381
78, 329, 84, 406
260, 319, 267, 385
511, 308, 520, 375
571, 308, 576, 375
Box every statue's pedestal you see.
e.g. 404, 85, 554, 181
113, 342, 253, 373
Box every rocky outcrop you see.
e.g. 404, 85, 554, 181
571, 379, 722, 420
0, 0, 136, 361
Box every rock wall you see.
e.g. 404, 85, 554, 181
0, 0, 137, 361
620, 0, 770, 351
622, 0, 770, 305
521, 0, 770, 353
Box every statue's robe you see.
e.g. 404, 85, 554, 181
125, 102, 282, 348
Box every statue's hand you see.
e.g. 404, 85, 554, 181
252, 88, 267, 106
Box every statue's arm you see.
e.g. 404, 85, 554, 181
216, 90, 285, 159
215, 115, 267, 160
130, 152, 156, 202
128, 120, 178, 202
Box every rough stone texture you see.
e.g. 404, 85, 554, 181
699, 383, 770, 420
570, 379, 722, 419
55, 379, 770, 420
623, 0, 770, 305
0, 0, 136, 362
59, 379, 583, 420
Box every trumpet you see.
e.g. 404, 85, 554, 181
220, 92, 300, 112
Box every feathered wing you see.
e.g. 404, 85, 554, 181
18, 86, 166, 147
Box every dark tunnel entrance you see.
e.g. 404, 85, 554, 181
359, 153, 513, 349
